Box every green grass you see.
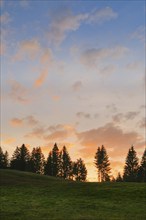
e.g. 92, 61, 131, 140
0, 169, 146, 220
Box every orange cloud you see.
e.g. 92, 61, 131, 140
4, 138, 16, 144
10, 118, 23, 126
10, 115, 38, 127
3, 137, 16, 145
13, 39, 41, 61
44, 124, 76, 141
34, 68, 49, 87
34, 49, 53, 87
77, 122, 144, 159
52, 95, 60, 101
40, 49, 53, 64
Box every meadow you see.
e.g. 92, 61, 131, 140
0, 169, 146, 220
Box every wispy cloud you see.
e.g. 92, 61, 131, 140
1, 134, 16, 145
34, 68, 49, 87
88, 7, 118, 24
97, 64, 117, 76
25, 126, 46, 139
25, 123, 76, 142
72, 81, 83, 91
131, 26, 145, 43
48, 7, 118, 46
112, 111, 140, 123
13, 39, 41, 61
10, 118, 23, 126
48, 8, 88, 46
80, 46, 128, 67
9, 80, 30, 103
76, 112, 91, 119
138, 117, 146, 128
126, 61, 144, 71
10, 115, 39, 127
34, 49, 53, 87
0, 12, 11, 24
44, 124, 76, 141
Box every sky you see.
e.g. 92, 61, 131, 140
0, 0, 145, 181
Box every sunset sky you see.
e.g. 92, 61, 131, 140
1, 0, 145, 181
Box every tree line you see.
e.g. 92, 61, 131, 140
0, 144, 146, 182
0, 143, 87, 181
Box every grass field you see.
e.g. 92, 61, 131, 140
0, 169, 146, 220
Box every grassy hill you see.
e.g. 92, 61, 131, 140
0, 169, 146, 220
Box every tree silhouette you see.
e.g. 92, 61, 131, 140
95, 145, 111, 182
10, 147, 21, 170
59, 146, 72, 179
10, 144, 30, 171
137, 149, 146, 182
0, 147, 9, 168
51, 143, 60, 177
123, 146, 139, 182
29, 147, 45, 174
73, 158, 87, 181
44, 152, 53, 176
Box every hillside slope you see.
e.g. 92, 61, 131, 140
0, 169, 146, 220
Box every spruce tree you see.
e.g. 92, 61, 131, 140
3, 151, 9, 168
60, 146, 72, 179
0, 147, 9, 168
10, 146, 21, 170
44, 152, 53, 176
137, 149, 146, 182
73, 158, 87, 181
123, 146, 139, 182
52, 143, 60, 177
10, 144, 30, 171
94, 147, 102, 182
29, 147, 45, 174
19, 144, 30, 171
94, 145, 111, 182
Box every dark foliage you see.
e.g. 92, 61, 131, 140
72, 158, 87, 181
95, 145, 111, 182
10, 144, 30, 171
0, 147, 9, 168
29, 147, 45, 174
123, 146, 139, 182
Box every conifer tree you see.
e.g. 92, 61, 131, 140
52, 143, 60, 177
44, 152, 53, 176
10, 146, 21, 170
10, 144, 30, 171
59, 146, 72, 179
94, 147, 102, 182
94, 145, 111, 182
0, 147, 9, 168
73, 158, 87, 181
3, 151, 9, 168
123, 146, 139, 182
137, 149, 146, 182
29, 147, 45, 174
